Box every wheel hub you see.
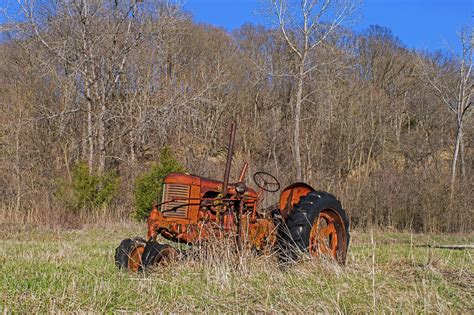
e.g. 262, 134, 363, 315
128, 246, 144, 272
309, 210, 346, 261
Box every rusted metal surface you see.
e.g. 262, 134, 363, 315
243, 216, 277, 251
237, 196, 245, 251
147, 170, 342, 259
147, 170, 260, 243
279, 183, 314, 218
238, 162, 248, 182
128, 245, 144, 272
309, 209, 348, 262
222, 122, 236, 196
121, 123, 349, 272
161, 184, 191, 218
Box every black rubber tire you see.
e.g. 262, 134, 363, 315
114, 237, 146, 269
142, 242, 176, 269
277, 190, 350, 263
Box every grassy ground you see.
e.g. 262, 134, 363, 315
1, 223, 473, 313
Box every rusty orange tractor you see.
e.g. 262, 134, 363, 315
115, 123, 350, 271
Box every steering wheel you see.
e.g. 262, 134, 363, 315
253, 171, 281, 192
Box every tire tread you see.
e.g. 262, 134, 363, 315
277, 190, 350, 263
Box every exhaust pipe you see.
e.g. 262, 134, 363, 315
221, 122, 236, 196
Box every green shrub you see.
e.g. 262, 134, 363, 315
57, 162, 120, 212
133, 147, 184, 220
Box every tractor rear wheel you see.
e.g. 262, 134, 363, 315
115, 238, 146, 272
278, 191, 350, 264
142, 242, 178, 270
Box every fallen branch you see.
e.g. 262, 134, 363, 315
416, 244, 474, 250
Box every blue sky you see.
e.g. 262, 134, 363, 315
1, 0, 472, 52
184, 0, 472, 53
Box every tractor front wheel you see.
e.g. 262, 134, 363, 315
142, 242, 178, 270
115, 238, 146, 272
278, 191, 350, 264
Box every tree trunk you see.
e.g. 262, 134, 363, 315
86, 91, 94, 173
15, 110, 22, 212
81, 1, 94, 173
450, 122, 463, 189
460, 135, 466, 180
98, 101, 106, 174
293, 58, 305, 182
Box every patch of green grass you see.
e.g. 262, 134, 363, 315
1, 226, 472, 312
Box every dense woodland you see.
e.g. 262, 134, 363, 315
0, 0, 472, 232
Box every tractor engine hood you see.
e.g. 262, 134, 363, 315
163, 172, 258, 198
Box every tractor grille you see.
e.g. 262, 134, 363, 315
161, 184, 190, 218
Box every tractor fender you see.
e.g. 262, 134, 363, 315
278, 182, 315, 219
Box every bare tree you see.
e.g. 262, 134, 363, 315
13, 0, 183, 173
419, 27, 473, 190
1, 0, 472, 232
271, 0, 357, 181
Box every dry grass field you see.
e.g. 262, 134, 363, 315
1, 223, 473, 313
